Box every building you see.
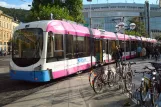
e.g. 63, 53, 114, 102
0, 10, 19, 52
83, 3, 161, 38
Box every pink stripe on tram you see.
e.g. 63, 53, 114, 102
52, 69, 67, 79
52, 62, 95, 79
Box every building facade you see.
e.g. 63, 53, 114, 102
0, 10, 18, 52
83, 3, 161, 38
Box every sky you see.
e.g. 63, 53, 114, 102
0, 0, 159, 10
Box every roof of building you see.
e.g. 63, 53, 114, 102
83, 3, 159, 8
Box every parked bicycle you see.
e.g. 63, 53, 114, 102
91, 61, 136, 94
92, 65, 115, 93
88, 63, 103, 88
135, 65, 159, 106
114, 61, 136, 93
124, 62, 136, 93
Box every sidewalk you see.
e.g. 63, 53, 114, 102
3, 58, 160, 107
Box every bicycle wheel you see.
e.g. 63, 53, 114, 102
114, 72, 122, 90
125, 72, 132, 92
108, 71, 115, 87
93, 75, 104, 94
140, 81, 148, 105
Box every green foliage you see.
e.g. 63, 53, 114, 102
27, 4, 73, 21
65, 0, 85, 23
28, 0, 84, 23
127, 17, 147, 37
125, 30, 141, 36
0, 6, 29, 22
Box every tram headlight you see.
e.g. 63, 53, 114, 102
34, 65, 42, 71
141, 78, 144, 81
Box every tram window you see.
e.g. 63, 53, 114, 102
131, 41, 136, 51
55, 34, 63, 51
77, 36, 86, 57
126, 41, 130, 52
66, 35, 74, 59
86, 37, 90, 56
46, 33, 64, 63
106, 40, 109, 54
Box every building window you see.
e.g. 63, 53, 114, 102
4, 32, 5, 39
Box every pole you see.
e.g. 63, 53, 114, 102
89, 1, 93, 68
124, 29, 126, 61
147, 1, 150, 37
90, 2, 92, 28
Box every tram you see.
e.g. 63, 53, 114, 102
10, 20, 157, 82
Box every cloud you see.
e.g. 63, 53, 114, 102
0, 1, 32, 10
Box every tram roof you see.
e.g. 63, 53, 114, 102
115, 33, 129, 41
14, 20, 157, 43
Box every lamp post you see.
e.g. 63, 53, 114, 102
116, 22, 136, 61
87, 0, 92, 28
87, 0, 93, 67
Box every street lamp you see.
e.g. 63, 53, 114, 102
130, 23, 136, 30
87, 0, 92, 28
87, 0, 93, 68
116, 22, 136, 61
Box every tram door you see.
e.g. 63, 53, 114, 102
94, 39, 103, 63
108, 40, 117, 61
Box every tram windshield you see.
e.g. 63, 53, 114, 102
12, 28, 43, 67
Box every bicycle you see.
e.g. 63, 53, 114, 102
88, 63, 103, 88
92, 65, 115, 93
135, 66, 158, 106
124, 62, 136, 93
113, 62, 130, 93
149, 62, 161, 106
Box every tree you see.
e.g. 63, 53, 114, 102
27, 0, 84, 23
125, 17, 147, 37
64, 0, 85, 23
27, 4, 73, 21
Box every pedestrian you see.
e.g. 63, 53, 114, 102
141, 47, 146, 60
146, 45, 150, 59
154, 46, 160, 61
114, 46, 122, 68
137, 46, 142, 58
118, 45, 123, 64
